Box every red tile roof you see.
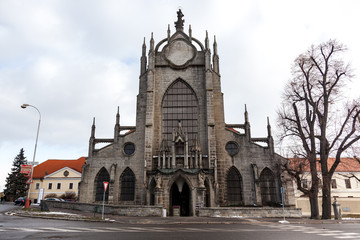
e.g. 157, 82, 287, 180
289, 157, 360, 172
32, 157, 86, 179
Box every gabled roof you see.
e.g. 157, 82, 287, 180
289, 157, 360, 172
32, 157, 86, 179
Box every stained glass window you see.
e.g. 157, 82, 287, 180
226, 167, 243, 206
120, 168, 135, 201
95, 168, 110, 201
162, 80, 198, 145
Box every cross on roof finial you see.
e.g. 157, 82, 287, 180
175, 8, 184, 31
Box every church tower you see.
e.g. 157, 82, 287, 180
79, 10, 295, 216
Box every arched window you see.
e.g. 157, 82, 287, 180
120, 168, 135, 201
162, 80, 198, 145
149, 178, 156, 205
260, 168, 277, 206
226, 167, 243, 206
95, 168, 110, 201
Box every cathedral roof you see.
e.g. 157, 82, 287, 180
32, 157, 86, 179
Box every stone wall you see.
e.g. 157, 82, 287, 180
198, 207, 302, 218
44, 201, 163, 217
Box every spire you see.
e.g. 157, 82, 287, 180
148, 33, 155, 70
189, 24, 192, 40
244, 104, 249, 123
167, 24, 171, 40
142, 37, 146, 56
116, 106, 120, 125
244, 105, 251, 141
212, 35, 219, 73
267, 117, 272, 137
89, 117, 96, 157
114, 107, 120, 140
141, 37, 147, 75
174, 9, 185, 32
213, 35, 218, 55
205, 30, 209, 50
267, 117, 274, 155
91, 117, 96, 138
150, 32, 154, 52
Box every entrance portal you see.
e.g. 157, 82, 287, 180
170, 180, 190, 216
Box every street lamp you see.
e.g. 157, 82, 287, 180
21, 104, 41, 209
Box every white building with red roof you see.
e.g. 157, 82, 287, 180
28, 157, 85, 203
290, 157, 360, 217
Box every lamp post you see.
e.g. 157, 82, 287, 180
21, 104, 41, 209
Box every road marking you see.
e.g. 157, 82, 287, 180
261, 223, 360, 239
39, 227, 81, 232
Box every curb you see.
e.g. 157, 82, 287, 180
6, 210, 360, 225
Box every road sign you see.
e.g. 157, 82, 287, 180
26, 178, 33, 184
21, 165, 32, 175
103, 181, 109, 192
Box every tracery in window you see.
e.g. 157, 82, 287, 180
162, 80, 198, 146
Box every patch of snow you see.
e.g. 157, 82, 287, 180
33, 211, 79, 216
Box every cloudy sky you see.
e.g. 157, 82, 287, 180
1, 0, 359, 191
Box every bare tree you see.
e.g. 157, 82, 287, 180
278, 39, 360, 219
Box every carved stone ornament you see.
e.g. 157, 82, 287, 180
163, 39, 196, 68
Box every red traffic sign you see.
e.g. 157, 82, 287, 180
26, 178, 33, 184
103, 181, 109, 192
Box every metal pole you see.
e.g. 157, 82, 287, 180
279, 186, 289, 224
21, 104, 41, 209
102, 190, 105, 220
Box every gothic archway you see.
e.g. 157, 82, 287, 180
170, 177, 190, 216
260, 168, 277, 206
94, 167, 110, 202
226, 166, 243, 206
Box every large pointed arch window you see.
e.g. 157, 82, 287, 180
162, 80, 198, 145
260, 168, 277, 206
95, 168, 110, 201
226, 167, 243, 206
120, 168, 135, 201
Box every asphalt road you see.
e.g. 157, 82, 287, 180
1, 203, 360, 240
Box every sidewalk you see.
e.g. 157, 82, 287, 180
8, 204, 360, 225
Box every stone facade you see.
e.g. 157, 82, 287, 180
78, 10, 295, 216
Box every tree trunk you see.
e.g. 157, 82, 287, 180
309, 191, 320, 219
321, 176, 332, 219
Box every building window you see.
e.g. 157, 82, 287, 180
259, 168, 277, 206
69, 183, 73, 190
225, 142, 239, 156
120, 168, 135, 201
57, 183, 61, 190
48, 183, 52, 190
226, 167, 243, 206
162, 80, 198, 146
331, 179, 337, 189
301, 179, 308, 189
345, 179, 351, 189
35, 183, 40, 190
124, 142, 135, 155
95, 168, 110, 201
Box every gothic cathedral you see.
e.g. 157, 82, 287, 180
79, 10, 295, 216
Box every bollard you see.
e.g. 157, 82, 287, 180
332, 197, 341, 220
162, 208, 167, 217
